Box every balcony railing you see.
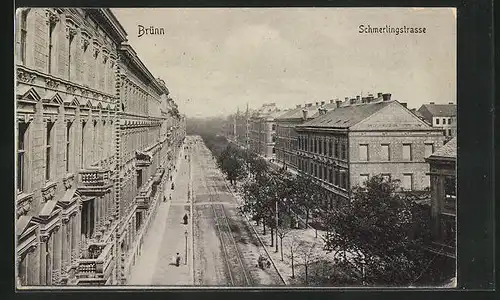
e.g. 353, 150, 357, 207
77, 243, 114, 285
78, 169, 112, 196
135, 150, 152, 167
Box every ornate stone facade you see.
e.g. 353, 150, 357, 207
15, 8, 185, 287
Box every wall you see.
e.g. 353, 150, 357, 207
349, 131, 444, 190
15, 7, 122, 286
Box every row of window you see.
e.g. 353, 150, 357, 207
358, 173, 413, 191
358, 143, 435, 162
17, 119, 114, 193
122, 127, 161, 160
298, 136, 348, 160
434, 117, 453, 125
123, 80, 150, 115
297, 158, 349, 189
18, 10, 115, 94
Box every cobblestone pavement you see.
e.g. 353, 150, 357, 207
128, 145, 194, 286
191, 138, 285, 286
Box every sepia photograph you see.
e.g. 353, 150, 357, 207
14, 7, 457, 288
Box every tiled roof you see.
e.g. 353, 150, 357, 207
429, 137, 457, 159
420, 104, 456, 117
284, 106, 319, 120
310, 102, 340, 118
299, 100, 393, 128
275, 107, 302, 120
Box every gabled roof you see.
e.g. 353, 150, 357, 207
299, 100, 393, 129
419, 104, 456, 117
429, 137, 457, 159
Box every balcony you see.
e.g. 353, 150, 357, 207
152, 167, 165, 184
77, 169, 112, 196
77, 243, 115, 285
443, 195, 456, 215
135, 150, 152, 167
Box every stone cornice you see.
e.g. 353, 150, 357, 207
119, 43, 164, 96
16, 66, 118, 106
84, 8, 127, 45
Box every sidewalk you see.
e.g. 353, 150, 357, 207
226, 182, 332, 286
128, 144, 194, 286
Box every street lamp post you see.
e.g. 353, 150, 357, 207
184, 229, 188, 265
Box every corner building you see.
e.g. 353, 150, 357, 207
296, 94, 445, 208
15, 8, 184, 286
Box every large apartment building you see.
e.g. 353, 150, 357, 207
295, 93, 445, 207
275, 99, 344, 170
15, 8, 185, 286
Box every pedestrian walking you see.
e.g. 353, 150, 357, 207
183, 213, 188, 225
175, 252, 181, 267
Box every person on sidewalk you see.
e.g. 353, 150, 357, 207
175, 253, 181, 267
183, 213, 188, 225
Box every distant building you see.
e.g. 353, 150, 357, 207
275, 99, 344, 170
417, 102, 457, 140
249, 103, 284, 159
426, 137, 456, 259
296, 93, 445, 207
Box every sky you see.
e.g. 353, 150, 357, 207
112, 8, 456, 118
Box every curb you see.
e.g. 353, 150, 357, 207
220, 173, 288, 286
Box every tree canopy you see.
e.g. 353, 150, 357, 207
321, 175, 433, 286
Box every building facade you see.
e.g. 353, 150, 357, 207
296, 94, 445, 208
275, 99, 343, 170
417, 102, 457, 140
15, 8, 184, 286
248, 103, 282, 159
426, 137, 456, 259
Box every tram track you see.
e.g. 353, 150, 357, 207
194, 143, 253, 286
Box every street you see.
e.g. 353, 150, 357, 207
129, 136, 284, 286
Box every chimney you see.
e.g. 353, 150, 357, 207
400, 102, 407, 108
430, 102, 435, 104
296, 104, 301, 108
377, 92, 383, 98
302, 109, 308, 120
382, 93, 392, 101
336, 100, 342, 108
321, 101, 325, 105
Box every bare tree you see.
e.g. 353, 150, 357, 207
296, 240, 319, 285
276, 214, 293, 261
285, 232, 302, 279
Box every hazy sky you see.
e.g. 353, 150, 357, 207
112, 8, 456, 118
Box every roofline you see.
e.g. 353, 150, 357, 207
119, 43, 164, 95
425, 156, 456, 163
295, 126, 349, 133
85, 9, 128, 44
